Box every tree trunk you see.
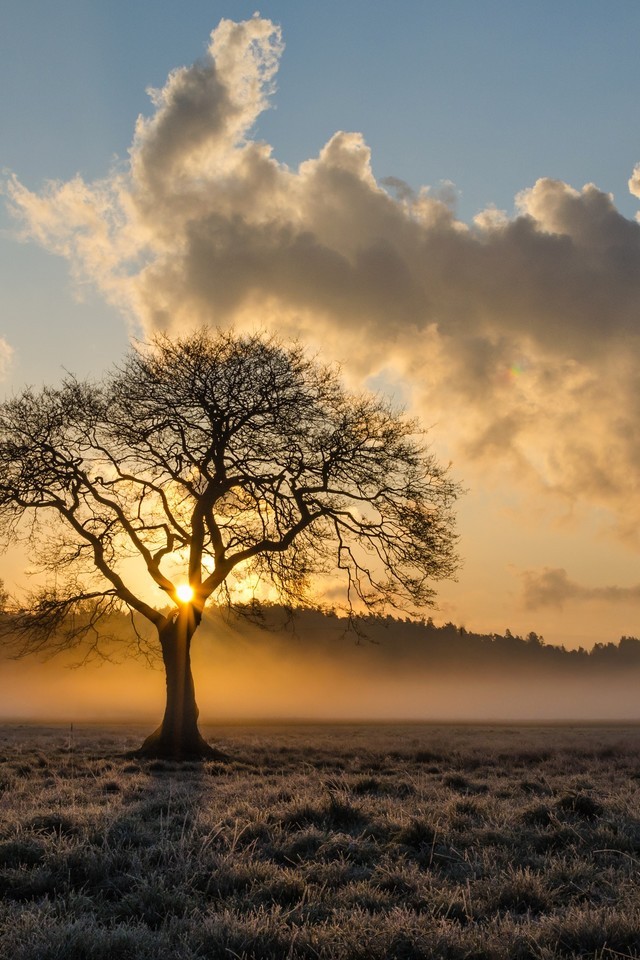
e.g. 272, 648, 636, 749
136, 608, 223, 760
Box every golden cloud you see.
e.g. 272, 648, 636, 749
6, 15, 640, 542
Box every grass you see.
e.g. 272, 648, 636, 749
1, 722, 640, 958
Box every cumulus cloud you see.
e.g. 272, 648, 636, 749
6, 15, 640, 537
521, 567, 640, 610
629, 162, 640, 208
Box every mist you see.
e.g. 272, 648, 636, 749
2, 609, 639, 724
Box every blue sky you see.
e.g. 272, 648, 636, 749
4, 1, 640, 218
3, 1, 640, 646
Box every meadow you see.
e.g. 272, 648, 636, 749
1, 722, 640, 959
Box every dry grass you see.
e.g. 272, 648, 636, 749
2, 722, 640, 958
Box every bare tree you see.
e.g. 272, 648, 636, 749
0, 330, 459, 758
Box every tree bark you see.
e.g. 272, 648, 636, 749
136, 608, 223, 760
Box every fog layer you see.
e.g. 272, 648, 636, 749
1, 611, 638, 723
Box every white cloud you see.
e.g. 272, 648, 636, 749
6, 15, 640, 539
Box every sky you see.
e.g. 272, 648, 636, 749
2, 1, 640, 652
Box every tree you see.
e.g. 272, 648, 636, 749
0, 330, 459, 758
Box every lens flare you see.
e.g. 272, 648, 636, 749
176, 583, 194, 603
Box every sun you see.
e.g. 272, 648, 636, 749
176, 583, 194, 603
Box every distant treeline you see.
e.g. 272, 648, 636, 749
3, 599, 639, 677
207, 604, 640, 676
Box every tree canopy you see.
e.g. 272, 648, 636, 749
0, 329, 460, 756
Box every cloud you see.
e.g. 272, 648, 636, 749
521, 567, 640, 610
629, 162, 640, 210
6, 15, 640, 537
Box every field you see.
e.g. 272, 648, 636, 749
2, 723, 640, 959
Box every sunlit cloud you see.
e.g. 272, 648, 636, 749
629, 161, 640, 213
521, 567, 640, 610
6, 14, 640, 543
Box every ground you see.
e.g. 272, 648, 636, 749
1, 722, 640, 959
